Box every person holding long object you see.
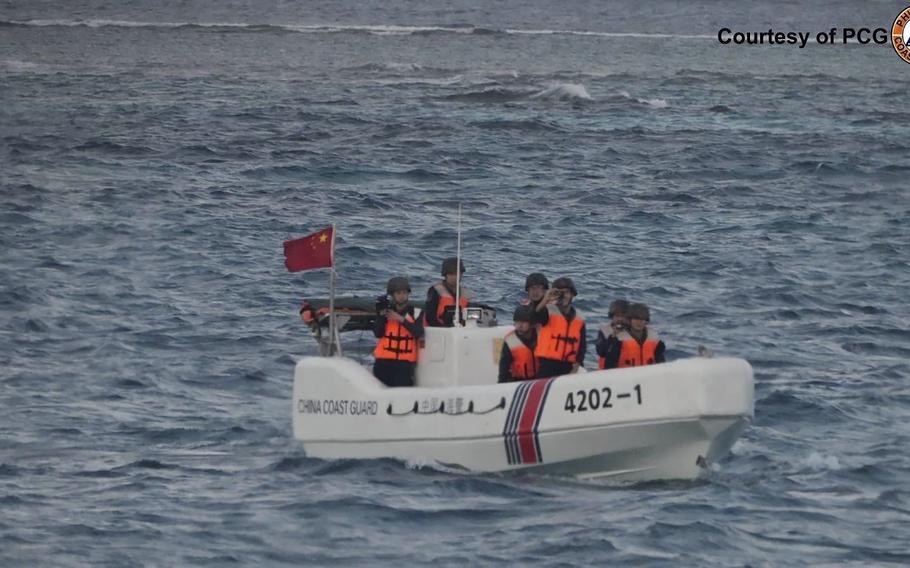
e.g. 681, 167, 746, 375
373, 277, 424, 387
533, 277, 586, 378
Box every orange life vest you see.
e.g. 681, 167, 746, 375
373, 313, 419, 363
597, 324, 610, 370
428, 282, 470, 325
616, 330, 660, 368
504, 331, 538, 381
535, 305, 584, 364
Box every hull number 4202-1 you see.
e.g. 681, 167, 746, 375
564, 385, 642, 413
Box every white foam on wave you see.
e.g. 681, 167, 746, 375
805, 452, 842, 471
6, 19, 715, 40
382, 62, 424, 72
530, 83, 592, 101
9, 20, 474, 35
731, 439, 762, 456
505, 28, 713, 40
0, 59, 40, 71
639, 97, 669, 109
10, 18, 193, 28
372, 75, 465, 86
403, 457, 470, 474
287, 24, 474, 35
617, 90, 669, 109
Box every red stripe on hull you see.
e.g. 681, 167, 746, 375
516, 379, 549, 464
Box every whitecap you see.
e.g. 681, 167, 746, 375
615, 90, 668, 108
3, 19, 721, 41
805, 452, 842, 471
10, 18, 185, 28
503, 28, 713, 40
529, 83, 592, 101
371, 75, 464, 87
638, 97, 669, 109
384, 62, 424, 72
0, 59, 40, 71
403, 457, 470, 474
285, 23, 474, 36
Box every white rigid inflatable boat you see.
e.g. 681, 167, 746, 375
292, 320, 754, 482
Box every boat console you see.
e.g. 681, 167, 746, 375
416, 323, 511, 388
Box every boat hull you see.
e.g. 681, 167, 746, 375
292, 356, 754, 481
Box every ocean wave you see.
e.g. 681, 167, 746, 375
438, 87, 532, 103
1, 19, 716, 40
616, 90, 669, 109
74, 140, 157, 156
2, 10, 907, 565
757, 390, 846, 422
529, 83, 592, 101
342, 62, 431, 73
470, 118, 565, 132
666, 68, 866, 87
120, 459, 180, 470
503, 28, 713, 40
0, 464, 21, 477
439, 83, 592, 103
370, 75, 467, 87
3, 136, 55, 153
804, 452, 842, 471
0, 59, 56, 74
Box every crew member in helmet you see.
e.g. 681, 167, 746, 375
595, 299, 630, 369
600, 302, 665, 370
424, 257, 470, 327
372, 276, 424, 387
521, 272, 549, 306
533, 276, 586, 378
498, 305, 539, 383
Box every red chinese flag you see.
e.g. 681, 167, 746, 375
283, 226, 334, 272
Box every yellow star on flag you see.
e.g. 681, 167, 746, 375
283, 225, 335, 272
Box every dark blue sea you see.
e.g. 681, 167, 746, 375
2, 1, 909, 565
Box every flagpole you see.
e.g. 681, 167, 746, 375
453, 204, 462, 387
454, 204, 462, 328
329, 223, 339, 357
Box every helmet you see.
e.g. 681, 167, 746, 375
513, 305, 535, 323
627, 303, 651, 321
609, 299, 630, 318
386, 276, 411, 294
441, 257, 466, 276
524, 272, 549, 291
551, 277, 577, 296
